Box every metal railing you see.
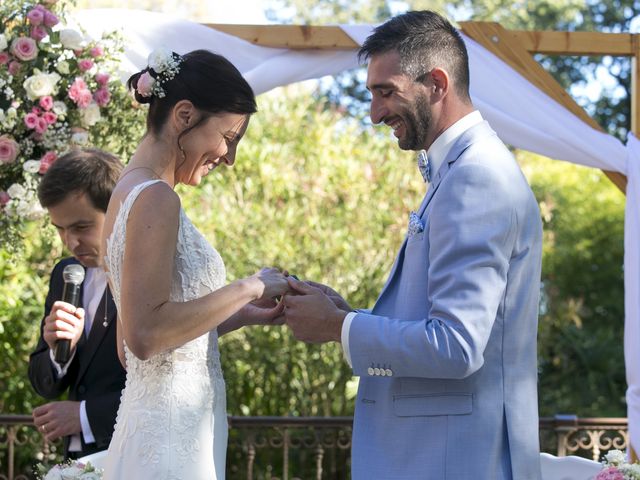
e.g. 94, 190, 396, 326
0, 414, 628, 480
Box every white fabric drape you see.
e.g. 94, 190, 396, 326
71, 8, 640, 451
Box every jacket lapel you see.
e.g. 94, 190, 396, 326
76, 286, 116, 382
374, 121, 497, 307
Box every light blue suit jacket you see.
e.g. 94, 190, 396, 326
349, 121, 543, 479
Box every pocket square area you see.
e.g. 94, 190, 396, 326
407, 211, 424, 237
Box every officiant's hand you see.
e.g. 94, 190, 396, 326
32, 400, 81, 442
283, 278, 347, 343
43, 301, 85, 353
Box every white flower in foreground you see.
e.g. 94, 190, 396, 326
23, 72, 61, 100
7, 183, 26, 199
23, 160, 41, 173
59, 29, 84, 50
80, 102, 101, 127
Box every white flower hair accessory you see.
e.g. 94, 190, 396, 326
137, 48, 183, 99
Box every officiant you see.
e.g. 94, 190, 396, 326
28, 148, 126, 459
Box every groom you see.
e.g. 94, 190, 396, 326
28, 149, 126, 459
284, 10, 543, 479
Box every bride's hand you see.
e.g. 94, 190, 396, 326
252, 267, 290, 301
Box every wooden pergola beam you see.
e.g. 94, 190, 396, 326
206, 22, 631, 193
207, 24, 637, 55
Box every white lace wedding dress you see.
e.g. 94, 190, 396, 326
103, 180, 228, 479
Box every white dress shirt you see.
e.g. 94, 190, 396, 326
49, 266, 107, 450
341, 111, 484, 366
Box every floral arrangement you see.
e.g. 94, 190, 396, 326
37, 460, 102, 480
0, 0, 144, 252
596, 449, 640, 480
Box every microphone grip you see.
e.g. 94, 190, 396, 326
54, 282, 82, 364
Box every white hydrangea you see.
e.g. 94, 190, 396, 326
7, 183, 26, 199
71, 130, 89, 145
604, 449, 626, 467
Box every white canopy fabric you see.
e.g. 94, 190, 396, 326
72, 8, 640, 452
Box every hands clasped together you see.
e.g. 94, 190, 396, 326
251, 268, 351, 344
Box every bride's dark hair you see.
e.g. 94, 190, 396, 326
128, 49, 257, 137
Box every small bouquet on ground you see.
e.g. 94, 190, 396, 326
36, 459, 102, 479
596, 449, 640, 479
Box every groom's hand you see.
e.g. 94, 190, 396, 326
283, 278, 346, 343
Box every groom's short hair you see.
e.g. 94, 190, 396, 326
358, 10, 471, 102
38, 148, 123, 212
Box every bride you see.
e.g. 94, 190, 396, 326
100, 48, 290, 479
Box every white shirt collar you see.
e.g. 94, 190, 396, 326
426, 110, 483, 179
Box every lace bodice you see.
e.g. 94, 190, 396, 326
104, 180, 227, 477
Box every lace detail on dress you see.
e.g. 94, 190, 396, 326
104, 180, 227, 479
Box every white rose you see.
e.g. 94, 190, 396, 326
7, 107, 17, 118
148, 47, 174, 72
23, 160, 41, 173
7, 183, 26, 199
52, 101, 67, 117
59, 29, 85, 50
56, 60, 70, 75
0, 34, 7, 51
71, 130, 89, 145
80, 102, 101, 127
23, 72, 61, 100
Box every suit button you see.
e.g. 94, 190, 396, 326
385, 369, 393, 377
374, 368, 381, 376
367, 367, 374, 376
78, 385, 86, 394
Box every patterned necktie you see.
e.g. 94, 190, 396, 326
417, 150, 431, 183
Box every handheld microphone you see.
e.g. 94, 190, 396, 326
54, 264, 85, 364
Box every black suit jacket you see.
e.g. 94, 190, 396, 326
28, 257, 126, 458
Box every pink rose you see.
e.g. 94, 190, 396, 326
27, 8, 45, 25
39, 151, 57, 174
136, 71, 155, 97
77, 90, 92, 108
95, 72, 110, 86
24, 112, 39, 129
93, 87, 111, 107
0, 191, 10, 208
39, 96, 53, 111
43, 10, 59, 27
35, 117, 48, 134
10, 37, 38, 61
0, 135, 20, 164
78, 58, 94, 72
31, 25, 48, 41
596, 467, 625, 480
43, 111, 57, 124
68, 77, 92, 107
0, 52, 9, 65
9, 61, 22, 76
31, 106, 42, 115
90, 46, 104, 58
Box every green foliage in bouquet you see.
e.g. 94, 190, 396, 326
0, 0, 144, 254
